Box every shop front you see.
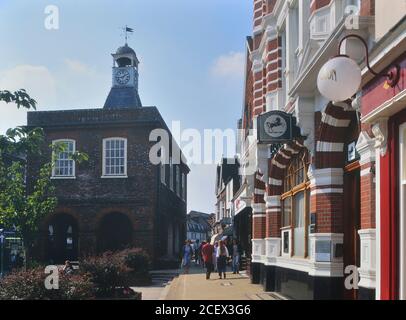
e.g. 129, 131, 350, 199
361, 47, 406, 299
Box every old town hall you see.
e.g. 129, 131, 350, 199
27, 41, 189, 268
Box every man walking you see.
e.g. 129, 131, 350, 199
201, 239, 214, 280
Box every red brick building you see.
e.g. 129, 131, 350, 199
236, 0, 405, 299
27, 43, 189, 268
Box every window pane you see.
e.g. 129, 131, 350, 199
282, 197, 291, 227
54, 141, 74, 177
294, 192, 305, 257
104, 139, 126, 176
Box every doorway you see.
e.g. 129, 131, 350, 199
343, 166, 361, 299
47, 214, 78, 264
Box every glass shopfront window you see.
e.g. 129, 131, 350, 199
281, 150, 310, 258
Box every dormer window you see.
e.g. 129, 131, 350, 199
52, 139, 76, 178
102, 138, 127, 178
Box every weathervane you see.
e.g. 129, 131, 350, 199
122, 25, 134, 45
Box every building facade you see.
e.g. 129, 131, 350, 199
213, 158, 240, 240
237, 0, 405, 299
26, 43, 189, 267
186, 211, 214, 243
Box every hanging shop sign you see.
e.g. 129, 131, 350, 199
257, 110, 302, 144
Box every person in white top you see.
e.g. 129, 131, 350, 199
216, 240, 229, 279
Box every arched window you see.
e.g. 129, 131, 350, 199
281, 150, 310, 258
52, 139, 76, 178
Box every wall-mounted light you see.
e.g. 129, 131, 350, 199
317, 34, 401, 102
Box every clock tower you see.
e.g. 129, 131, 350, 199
104, 43, 142, 109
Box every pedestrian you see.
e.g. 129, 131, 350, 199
212, 241, 218, 272
216, 240, 229, 279
63, 260, 74, 275
181, 240, 193, 274
232, 239, 242, 274
195, 239, 201, 265
200, 241, 206, 268
201, 239, 214, 280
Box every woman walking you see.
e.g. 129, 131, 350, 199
212, 241, 219, 272
216, 240, 229, 279
181, 240, 193, 274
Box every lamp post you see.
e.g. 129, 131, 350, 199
317, 34, 401, 102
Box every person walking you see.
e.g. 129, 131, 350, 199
216, 240, 229, 279
181, 240, 193, 274
212, 241, 219, 272
201, 239, 214, 280
232, 239, 242, 274
195, 239, 201, 265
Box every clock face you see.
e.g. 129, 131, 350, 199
115, 69, 131, 85
264, 115, 288, 138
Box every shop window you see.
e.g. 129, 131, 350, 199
281, 150, 310, 258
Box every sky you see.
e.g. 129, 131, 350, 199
0, 0, 252, 213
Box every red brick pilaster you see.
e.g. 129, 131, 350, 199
308, 168, 344, 234
360, 0, 375, 16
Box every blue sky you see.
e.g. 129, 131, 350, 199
0, 0, 252, 213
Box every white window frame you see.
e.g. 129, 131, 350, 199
399, 123, 406, 299
52, 139, 76, 179
102, 137, 128, 178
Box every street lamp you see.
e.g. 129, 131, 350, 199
317, 34, 401, 102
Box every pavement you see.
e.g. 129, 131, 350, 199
163, 264, 278, 300
131, 269, 180, 300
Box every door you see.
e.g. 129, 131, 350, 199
343, 167, 361, 299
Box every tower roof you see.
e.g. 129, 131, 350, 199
116, 44, 136, 55
104, 87, 142, 109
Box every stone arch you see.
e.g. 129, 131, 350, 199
267, 140, 307, 196
46, 212, 79, 264
97, 212, 133, 253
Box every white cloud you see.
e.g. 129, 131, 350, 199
210, 51, 245, 79
64, 59, 95, 76
0, 65, 57, 133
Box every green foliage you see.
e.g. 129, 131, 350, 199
0, 89, 37, 110
0, 88, 87, 253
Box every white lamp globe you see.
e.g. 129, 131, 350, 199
317, 56, 362, 102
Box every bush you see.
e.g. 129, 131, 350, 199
80, 251, 129, 298
121, 248, 151, 273
0, 267, 94, 300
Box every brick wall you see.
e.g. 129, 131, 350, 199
27, 108, 187, 265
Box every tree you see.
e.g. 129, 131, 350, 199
0, 89, 87, 260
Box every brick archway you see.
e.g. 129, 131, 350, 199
46, 212, 79, 264
97, 212, 133, 253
